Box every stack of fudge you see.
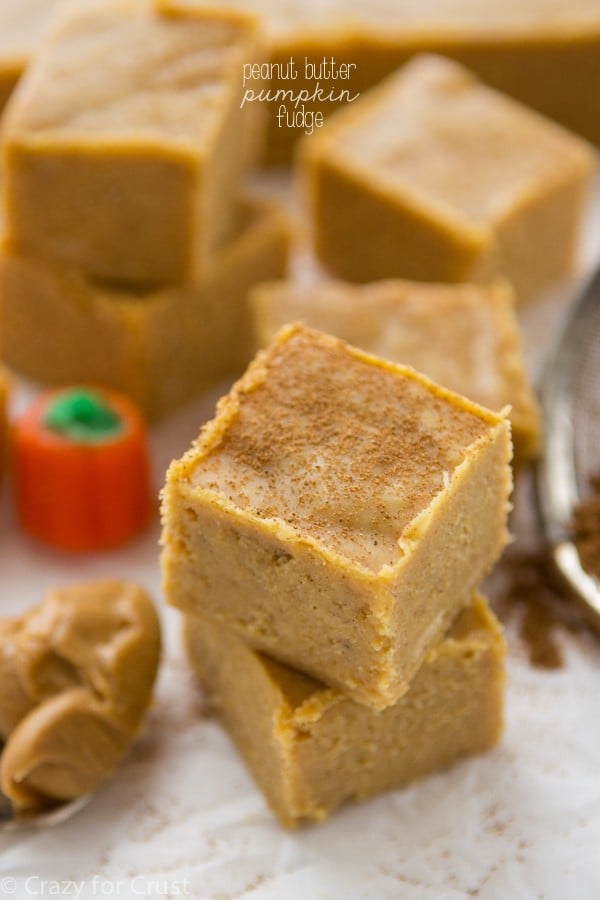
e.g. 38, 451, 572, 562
162, 323, 513, 826
160, 51, 598, 829
0, 0, 289, 421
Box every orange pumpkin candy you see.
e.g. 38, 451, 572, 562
14, 387, 153, 552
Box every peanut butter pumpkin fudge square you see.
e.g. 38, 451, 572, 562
162, 324, 512, 709
184, 594, 506, 827
2, 0, 264, 287
0, 199, 290, 422
301, 55, 596, 300
251, 278, 540, 465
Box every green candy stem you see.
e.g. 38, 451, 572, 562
44, 389, 124, 444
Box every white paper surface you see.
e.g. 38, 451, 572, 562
0, 179, 599, 900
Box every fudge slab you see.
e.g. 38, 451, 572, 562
252, 278, 540, 465
301, 55, 596, 299
0, 199, 290, 422
184, 594, 506, 827
2, 0, 264, 287
170, 0, 600, 164
162, 324, 512, 708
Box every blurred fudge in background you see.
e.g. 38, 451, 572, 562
165, 0, 600, 164
0, 199, 290, 422
2, 0, 265, 287
251, 278, 540, 465
0, 0, 289, 418
300, 56, 596, 299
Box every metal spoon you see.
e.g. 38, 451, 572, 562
536, 264, 600, 633
0, 788, 90, 832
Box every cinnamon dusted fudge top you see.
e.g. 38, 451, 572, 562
4, 0, 260, 149
309, 54, 595, 230
188, 324, 509, 574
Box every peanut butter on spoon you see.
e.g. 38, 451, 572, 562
0, 580, 161, 812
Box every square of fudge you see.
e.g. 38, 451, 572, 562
162, 323, 512, 708
2, 0, 264, 287
251, 278, 540, 465
300, 54, 597, 300
184, 594, 506, 827
0, 199, 290, 422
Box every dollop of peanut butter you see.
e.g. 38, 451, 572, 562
0, 580, 161, 811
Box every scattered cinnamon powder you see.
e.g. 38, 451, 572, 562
492, 543, 583, 670
572, 475, 600, 580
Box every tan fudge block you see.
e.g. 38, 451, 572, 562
0, 199, 290, 422
301, 55, 596, 300
184, 594, 506, 827
168, 0, 600, 164
2, 0, 264, 287
252, 278, 540, 465
162, 324, 512, 708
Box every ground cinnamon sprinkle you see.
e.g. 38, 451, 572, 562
571, 475, 600, 580
492, 543, 583, 670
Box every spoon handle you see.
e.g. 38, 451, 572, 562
537, 264, 600, 633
